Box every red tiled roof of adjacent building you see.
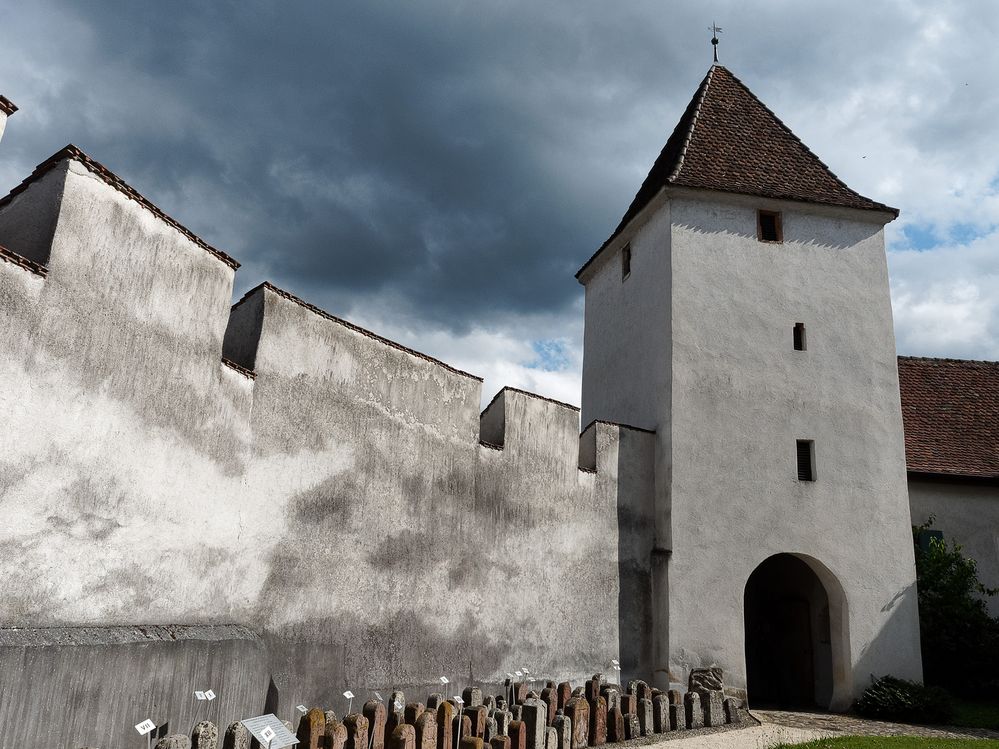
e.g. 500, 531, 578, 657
579, 65, 897, 279
898, 356, 999, 480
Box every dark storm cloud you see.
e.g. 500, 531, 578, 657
1, 0, 715, 330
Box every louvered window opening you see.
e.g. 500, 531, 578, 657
793, 322, 806, 351
758, 210, 783, 242
622, 243, 632, 280
797, 440, 815, 481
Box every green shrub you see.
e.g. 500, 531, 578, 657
913, 517, 999, 696
854, 675, 954, 724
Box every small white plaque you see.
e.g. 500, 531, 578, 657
610, 659, 619, 666
506, 673, 514, 678
514, 671, 522, 677
374, 692, 383, 701
195, 691, 207, 700
205, 689, 216, 701
344, 691, 355, 699
296, 705, 308, 713
242, 714, 299, 748
522, 668, 530, 674
135, 719, 156, 735
439, 676, 449, 684
453, 695, 464, 705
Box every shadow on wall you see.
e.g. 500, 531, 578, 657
616, 426, 657, 685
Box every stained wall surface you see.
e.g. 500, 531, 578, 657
0, 154, 656, 748
908, 480, 999, 617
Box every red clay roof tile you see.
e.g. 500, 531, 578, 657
898, 356, 999, 480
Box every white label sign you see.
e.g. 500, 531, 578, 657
296, 705, 308, 713
195, 691, 207, 700
522, 668, 530, 675
205, 689, 216, 701
242, 714, 299, 748
514, 671, 522, 677
343, 691, 355, 699
439, 676, 449, 684
374, 692, 383, 701
453, 695, 464, 705
135, 719, 156, 735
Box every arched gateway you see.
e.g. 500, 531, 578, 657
744, 553, 850, 710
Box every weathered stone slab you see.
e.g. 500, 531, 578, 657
723, 698, 741, 725
463, 687, 484, 707
619, 694, 635, 717
556, 683, 571, 711
688, 668, 724, 697
437, 702, 455, 749
453, 716, 472, 749
605, 708, 623, 744
154, 737, 191, 749
638, 698, 653, 736
222, 722, 251, 749
326, 717, 349, 749
326, 711, 340, 724
392, 692, 407, 710
623, 714, 640, 741
389, 707, 406, 749
545, 727, 557, 749
564, 697, 589, 749
584, 677, 600, 703
407, 703, 427, 727
667, 689, 682, 706
587, 696, 606, 746
652, 694, 668, 733
540, 686, 558, 727
703, 691, 723, 728
552, 714, 571, 749
459, 737, 483, 749
496, 698, 508, 712
483, 696, 496, 710
391, 725, 416, 749
598, 687, 619, 715
192, 721, 219, 749
511, 706, 522, 722
508, 720, 527, 749
490, 737, 511, 749
464, 706, 488, 739
345, 714, 370, 749
683, 693, 702, 730
494, 711, 512, 737
428, 694, 445, 710
668, 703, 685, 732
416, 710, 438, 749
297, 709, 326, 749
484, 717, 498, 742
364, 701, 388, 749
512, 683, 528, 705
521, 700, 546, 749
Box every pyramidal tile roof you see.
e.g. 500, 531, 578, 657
898, 356, 999, 480
579, 65, 897, 278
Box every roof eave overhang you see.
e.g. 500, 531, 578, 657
907, 470, 999, 487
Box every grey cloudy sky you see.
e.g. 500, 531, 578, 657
3, 1, 998, 406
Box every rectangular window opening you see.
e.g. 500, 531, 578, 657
796, 439, 815, 481
758, 210, 783, 242
622, 243, 631, 280
793, 322, 806, 351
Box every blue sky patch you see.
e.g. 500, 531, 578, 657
528, 339, 570, 372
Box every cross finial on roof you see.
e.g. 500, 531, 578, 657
709, 22, 723, 63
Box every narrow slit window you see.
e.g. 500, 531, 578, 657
796, 440, 815, 481
758, 210, 782, 242
622, 243, 631, 280
793, 322, 806, 351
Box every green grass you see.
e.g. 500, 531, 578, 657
773, 739, 999, 749
951, 699, 999, 730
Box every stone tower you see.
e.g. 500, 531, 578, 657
578, 64, 922, 709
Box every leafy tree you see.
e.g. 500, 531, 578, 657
913, 516, 999, 696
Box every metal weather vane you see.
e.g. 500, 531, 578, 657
709, 22, 723, 63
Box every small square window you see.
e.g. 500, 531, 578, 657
793, 322, 806, 351
796, 439, 815, 481
758, 210, 783, 242
622, 243, 631, 280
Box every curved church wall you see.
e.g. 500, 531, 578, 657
0, 152, 656, 748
